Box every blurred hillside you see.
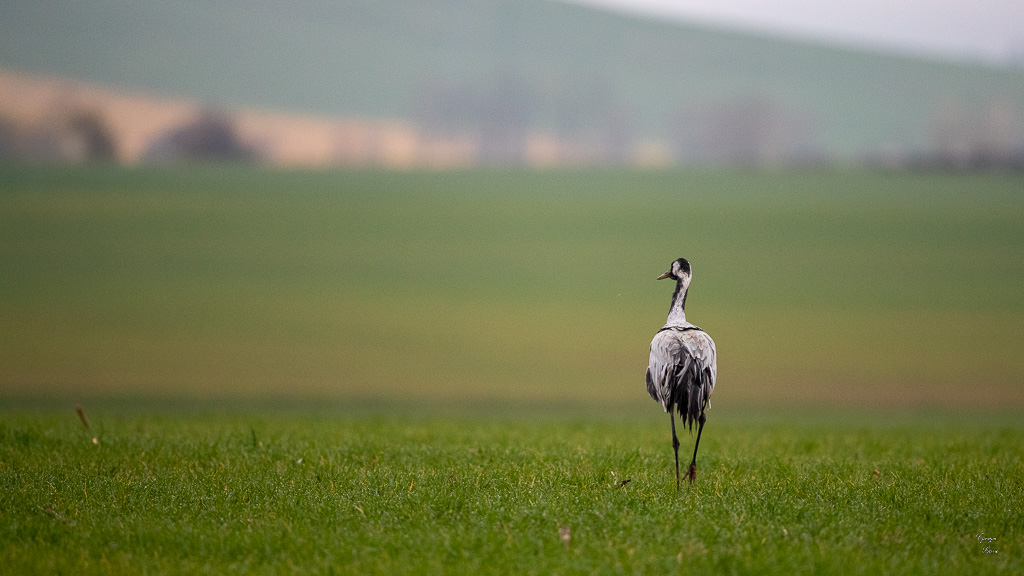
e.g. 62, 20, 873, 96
2, 0, 1024, 167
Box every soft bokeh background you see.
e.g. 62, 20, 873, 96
1, 1, 1022, 416
2, 0, 1023, 168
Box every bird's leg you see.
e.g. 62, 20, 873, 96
670, 411, 680, 491
686, 412, 706, 484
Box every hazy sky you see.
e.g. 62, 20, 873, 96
561, 0, 1024, 64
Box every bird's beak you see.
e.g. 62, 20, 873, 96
656, 271, 672, 280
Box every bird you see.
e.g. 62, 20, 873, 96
646, 257, 717, 489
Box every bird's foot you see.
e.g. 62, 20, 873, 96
686, 462, 697, 484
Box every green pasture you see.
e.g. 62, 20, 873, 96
1, 412, 1021, 575
1, 166, 1022, 410
2, 166, 1023, 574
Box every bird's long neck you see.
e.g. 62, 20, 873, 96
665, 278, 689, 326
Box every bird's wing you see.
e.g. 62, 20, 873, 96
680, 329, 717, 399
646, 329, 717, 425
646, 330, 688, 411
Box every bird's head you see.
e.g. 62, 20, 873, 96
657, 258, 692, 282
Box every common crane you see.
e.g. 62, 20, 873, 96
646, 258, 717, 489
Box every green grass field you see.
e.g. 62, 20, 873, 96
1, 165, 1023, 573
2, 411, 1021, 575
2, 409, 1024, 569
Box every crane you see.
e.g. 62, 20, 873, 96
646, 258, 717, 489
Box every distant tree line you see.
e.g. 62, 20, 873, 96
2, 91, 1022, 170
415, 76, 828, 167
414, 74, 1024, 170
0, 109, 117, 163
415, 73, 635, 165
671, 98, 824, 166
913, 101, 1024, 170
0, 108, 256, 165
142, 111, 256, 164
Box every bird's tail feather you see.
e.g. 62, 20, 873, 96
674, 368, 711, 431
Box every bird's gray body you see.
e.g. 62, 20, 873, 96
646, 257, 717, 487
646, 323, 717, 430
